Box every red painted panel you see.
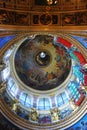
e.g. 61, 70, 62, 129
56, 37, 72, 49
74, 94, 85, 106
73, 51, 86, 65
84, 74, 87, 86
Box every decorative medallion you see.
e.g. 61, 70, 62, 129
40, 14, 51, 25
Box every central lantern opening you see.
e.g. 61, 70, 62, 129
35, 50, 51, 66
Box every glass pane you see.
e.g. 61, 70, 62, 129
4, 49, 12, 62
20, 93, 27, 105
25, 96, 31, 107
2, 68, 9, 80
38, 98, 50, 110
10, 84, 17, 96
57, 95, 63, 107
8, 78, 14, 89
45, 98, 50, 110
62, 92, 68, 104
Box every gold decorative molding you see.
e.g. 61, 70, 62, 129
0, 96, 87, 130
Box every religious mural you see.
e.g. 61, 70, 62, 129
0, 10, 10, 24
62, 13, 75, 25
1, 11, 86, 26
62, 12, 87, 26
14, 35, 71, 90
33, 15, 39, 24
0, 33, 87, 129
0, 3, 87, 26
15, 13, 29, 25
0, 10, 29, 25
52, 15, 58, 24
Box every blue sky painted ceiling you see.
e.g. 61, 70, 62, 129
0, 35, 15, 48
72, 35, 87, 49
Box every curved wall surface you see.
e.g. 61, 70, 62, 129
0, 31, 87, 130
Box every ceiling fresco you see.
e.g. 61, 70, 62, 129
0, 33, 87, 130
0, 1, 87, 130
14, 35, 71, 90
0, 0, 87, 26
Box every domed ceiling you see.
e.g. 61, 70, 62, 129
0, 1, 87, 130
0, 32, 87, 130
14, 35, 71, 90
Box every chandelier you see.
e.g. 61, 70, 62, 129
47, 0, 58, 5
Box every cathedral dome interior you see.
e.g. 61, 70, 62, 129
0, 0, 87, 130
14, 34, 71, 91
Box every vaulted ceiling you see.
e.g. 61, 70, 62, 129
0, 1, 87, 130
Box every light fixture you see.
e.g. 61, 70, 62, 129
47, 0, 58, 5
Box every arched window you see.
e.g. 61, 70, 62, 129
56, 92, 68, 107
38, 98, 50, 110
7, 78, 18, 97
2, 67, 10, 80
3, 49, 12, 63
19, 93, 32, 108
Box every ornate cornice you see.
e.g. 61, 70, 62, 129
0, 96, 87, 130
